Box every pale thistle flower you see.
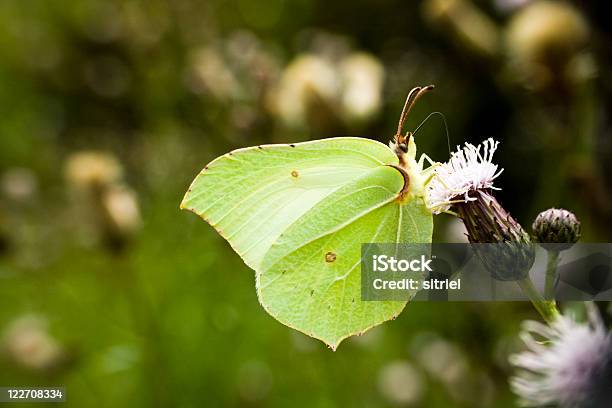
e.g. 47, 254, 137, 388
426, 138, 503, 215
427, 138, 533, 280
510, 306, 612, 408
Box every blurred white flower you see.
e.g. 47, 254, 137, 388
0, 168, 37, 202
269, 54, 339, 127
423, 0, 500, 58
510, 306, 612, 407
415, 335, 469, 387
1, 315, 65, 372
269, 51, 385, 127
339, 53, 384, 121
64, 151, 123, 189
413, 333, 494, 405
377, 360, 424, 406
188, 47, 242, 101
101, 184, 142, 236
64, 150, 141, 249
426, 138, 503, 214
505, 1, 592, 89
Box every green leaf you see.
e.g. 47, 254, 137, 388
181, 137, 433, 349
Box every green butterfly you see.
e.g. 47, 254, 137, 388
181, 85, 438, 349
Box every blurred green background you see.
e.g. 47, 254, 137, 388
1, 0, 611, 407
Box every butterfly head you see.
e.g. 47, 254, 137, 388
390, 132, 417, 161
391, 85, 434, 165
394, 133, 409, 154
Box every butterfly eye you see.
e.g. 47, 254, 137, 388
399, 143, 408, 152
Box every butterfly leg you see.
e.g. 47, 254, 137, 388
420, 163, 442, 186
417, 153, 437, 169
427, 198, 468, 215
441, 209, 459, 216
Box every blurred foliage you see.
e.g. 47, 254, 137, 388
1, 0, 611, 407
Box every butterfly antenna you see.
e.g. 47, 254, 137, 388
395, 85, 435, 142
396, 87, 421, 137
412, 111, 452, 155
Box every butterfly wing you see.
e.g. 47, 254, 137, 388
257, 165, 432, 349
181, 137, 433, 349
181, 137, 399, 270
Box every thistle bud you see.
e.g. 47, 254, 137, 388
532, 208, 581, 251
457, 190, 534, 281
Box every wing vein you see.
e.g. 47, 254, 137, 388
264, 186, 398, 270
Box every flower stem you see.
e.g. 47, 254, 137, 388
517, 278, 560, 324
544, 250, 560, 301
